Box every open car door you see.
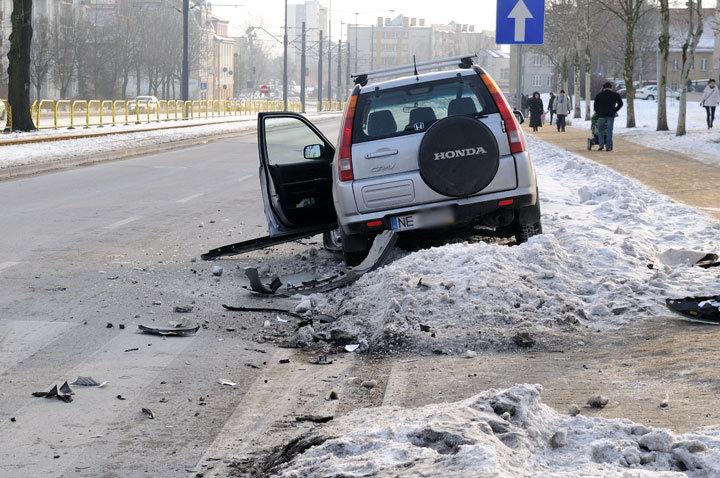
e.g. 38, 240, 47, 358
258, 112, 337, 237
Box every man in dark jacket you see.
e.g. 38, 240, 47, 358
548, 92, 556, 125
593, 82, 623, 151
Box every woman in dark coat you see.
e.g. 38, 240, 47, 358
528, 91, 544, 132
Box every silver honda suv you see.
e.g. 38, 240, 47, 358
255, 57, 541, 265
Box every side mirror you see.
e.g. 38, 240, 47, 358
513, 110, 525, 125
303, 143, 325, 159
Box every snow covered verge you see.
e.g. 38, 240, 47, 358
572, 98, 720, 168
251, 384, 720, 477
298, 136, 720, 355
0, 112, 342, 172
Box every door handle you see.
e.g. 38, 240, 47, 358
365, 149, 399, 159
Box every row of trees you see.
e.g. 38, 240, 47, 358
29, 1, 208, 102
540, 0, 705, 136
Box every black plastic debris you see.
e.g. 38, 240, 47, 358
666, 296, 720, 324
59, 381, 73, 395
124, 348, 139, 352
244, 363, 260, 369
32, 384, 73, 403
117, 395, 125, 400
309, 356, 333, 365
222, 305, 304, 319
419, 324, 431, 332
244, 268, 283, 295
106, 323, 113, 328
10, 417, 16, 422
141, 408, 155, 419
138, 324, 200, 336
295, 415, 333, 423
70, 376, 104, 387
173, 306, 194, 313
119, 324, 125, 330
317, 314, 337, 324
279, 359, 290, 364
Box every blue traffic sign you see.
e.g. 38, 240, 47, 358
496, 0, 545, 45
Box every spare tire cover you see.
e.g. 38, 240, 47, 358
418, 115, 500, 197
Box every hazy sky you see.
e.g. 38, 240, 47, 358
212, 0, 499, 38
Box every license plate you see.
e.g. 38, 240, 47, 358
390, 208, 454, 232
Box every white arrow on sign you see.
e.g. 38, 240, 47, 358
508, 0, 533, 42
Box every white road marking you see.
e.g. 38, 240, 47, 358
0, 320, 77, 375
237, 174, 254, 183
177, 193, 205, 204
0, 261, 19, 272
104, 216, 142, 229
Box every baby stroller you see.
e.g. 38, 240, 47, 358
587, 113, 607, 150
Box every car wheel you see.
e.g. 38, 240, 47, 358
322, 229, 342, 252
587, 139, 592, 151
647, 95, 654, 101
514, 220, 543, 244
340, 230, 371, 267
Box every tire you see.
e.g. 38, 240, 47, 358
647, 95, 654, 101
514, 220, 543, 244
322, 229, 342, 252
340, 230, 371, 267
587, 139, 592, 151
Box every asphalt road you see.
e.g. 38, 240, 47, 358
0, 118, 346, 476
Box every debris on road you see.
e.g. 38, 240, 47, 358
329, 391, 338, 400
32, 384, 73, 403
222, 304, 304, 319
212, 266, 223, 276
138, 324, 200, 336
586, 395, 609, 408
655, 249, 719, 269
106, 323, 113, 328
70, 376, 107, 387
119, 324, 125, 329
344, 344, 359, 352
360, 380, 377, 389
279, 359, 290, 364
295, 415, 333, 424
59, 381, 73, 395
513, 332, 535, 348
173, 306, 194, 313
666, 296, 720, 324
124, 348, 139, 352
117, 395, 126, 400
218, 380, 236, 387
310, 356, 333, 365
244, 267, 283, 295
141, 408, 155, 419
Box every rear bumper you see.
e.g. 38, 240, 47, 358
340, 191, 537, 236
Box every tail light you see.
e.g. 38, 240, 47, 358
479, 72, 525, 154
338, 88, 359, 182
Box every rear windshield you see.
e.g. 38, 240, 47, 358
353, 74, 498, 143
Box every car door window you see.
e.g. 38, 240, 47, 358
265, 117, 331, 165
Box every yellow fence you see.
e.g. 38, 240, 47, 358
1, 98, 342, 132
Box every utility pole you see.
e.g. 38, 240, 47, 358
346, 41, 351, 93
182, 0, 189, 101
354, 12, 358, 73
327, 0, 332, 102
283, 0, 288, 110
370, 25, 374, 70
318, 30, 323, 111
301, 21, 306, 113
337, 40, 342, 102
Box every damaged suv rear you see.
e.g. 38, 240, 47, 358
253, 55, 541, 265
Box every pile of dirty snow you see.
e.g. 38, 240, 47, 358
257, 384, 720, 477
300, 137, 720, 354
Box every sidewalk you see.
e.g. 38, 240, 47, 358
531, 125, 720, 221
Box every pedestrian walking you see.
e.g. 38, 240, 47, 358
548, 92, 556, 125
700, 79, 719, 128
528, 91, 544, 132
554, 90, 571, 132
593, 82, 623, 151
521, 93, 529, 118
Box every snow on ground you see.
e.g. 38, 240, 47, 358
268, 384, 720, 477
301, 136, 720, 355
0, 112, 341, 170
562, 96, 720, 168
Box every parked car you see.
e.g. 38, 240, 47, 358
636, 85, 679, 101
252, 56, 541, 265
128, 96, 159, 114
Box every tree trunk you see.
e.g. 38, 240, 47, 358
676, 1, 703, 136
584, 41, 591, 121
7, 0, 35, 131
657, 0, 669, 131
624, 21, 636, 128
573, 44, 581, 118
121, 74, 128, 99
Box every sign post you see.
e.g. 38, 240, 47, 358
495, 0, 545, 110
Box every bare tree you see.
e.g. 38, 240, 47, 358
676, 0, 703, 136
598, 0, 652, 128
49, 15, 77, 98
657, 0, 670, 131
7, 0, 35, 130
30, 15, 51, 101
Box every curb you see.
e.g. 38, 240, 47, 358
0, 112, 343, 181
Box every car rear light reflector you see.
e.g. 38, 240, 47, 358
366, 220, 383, 228
498, 199, 514, 206
479, 72, 525, 154
338, 89, 359, 182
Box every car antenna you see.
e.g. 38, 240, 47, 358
413, 55, 419, 79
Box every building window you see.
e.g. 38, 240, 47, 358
690, 61, 695, 71
547, 76, 552, 87
672, 82, 678, 90
701, 58, 708, 71
532, 55, 542, 65
501, 68, 509, 80
532, 75, 542, 86
402, 31, 408, 37
672, 58, 679, 71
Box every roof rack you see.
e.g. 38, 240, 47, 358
352, 54, 477, 86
